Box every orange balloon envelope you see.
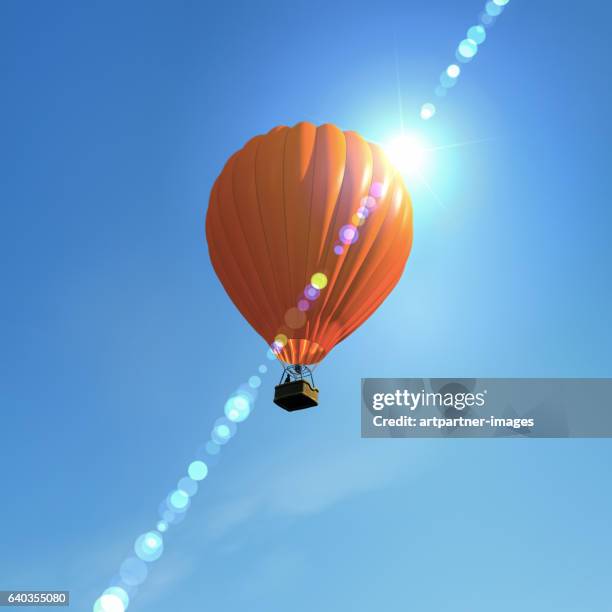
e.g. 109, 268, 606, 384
206, 122, 413, 365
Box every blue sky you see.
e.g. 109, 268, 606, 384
1, 0, 611, 610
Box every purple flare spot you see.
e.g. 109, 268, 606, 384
370, 182, 384, 198
304, 285, 320, 300
362, 196, 377, 209
339, 224, 359, 245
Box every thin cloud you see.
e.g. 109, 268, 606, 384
205, 438, 433, 538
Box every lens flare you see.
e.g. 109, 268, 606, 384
188, 460, 208, 480
351, 213, 365, 226
304, 284, 320, 300
361, 195, 377, 209
134, 531, 163, 562
102, 587, 129, 610
458, 38, 478, 59
169, 490, 189, 511
370, 181, 384, 198
310, 272, 328, 290
211, 417, 236, 445
94, 594, 125, 612
447, 64, 461, 78
94, 346, 272, 609
485, 1, 502, 16
420, 102, 436, 120
339, 225, 359, 245
225, 394, 250, 422
467, 25, 486, 44
274, 333, 287, 347
211, 427, 229, 445
248, 375, 261, 388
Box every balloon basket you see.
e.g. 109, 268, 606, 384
273, 364, 319, 411
274, 379, 319, 411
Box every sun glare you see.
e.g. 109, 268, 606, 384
385, 134, 429, 177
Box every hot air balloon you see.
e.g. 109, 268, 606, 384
206, 122, 413, 411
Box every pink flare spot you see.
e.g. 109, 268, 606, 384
370, 182, 384, 198
297, 299, 310, 311
362, 196, 377, 209
339, 224, 359, 245
334, 245, 344, 255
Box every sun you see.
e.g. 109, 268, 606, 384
384, 133, 430, 178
